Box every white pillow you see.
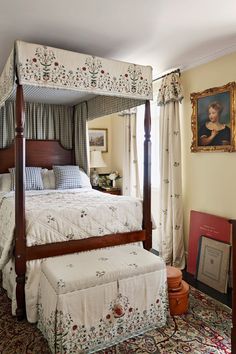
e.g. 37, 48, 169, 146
0, 173, 12, 191
42, 169, 55, 189
42, 168, 91, 189
80, 169, 92, 188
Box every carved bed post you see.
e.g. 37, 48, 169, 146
15, 83, 26, 320
231, 220, 236, 353
72, 106, 76, 165
143, 100, 152, 250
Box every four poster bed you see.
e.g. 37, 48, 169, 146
0, 40, 169, 350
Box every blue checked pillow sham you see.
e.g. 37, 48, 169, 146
9, 167, 44, 190
53, 165, 82, 189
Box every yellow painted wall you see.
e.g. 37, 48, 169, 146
88, 114, 124, 180
181, 52, 236, 250
88, 115, 113, 174
109, 115, 124, 175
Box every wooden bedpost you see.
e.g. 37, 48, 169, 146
231, 220, 236, 354
15, 83, 26, 320
72, 106, 76, 165
143, 100, 152, 250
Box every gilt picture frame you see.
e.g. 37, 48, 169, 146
89, 128, 108, 152
190, 82, 236, 152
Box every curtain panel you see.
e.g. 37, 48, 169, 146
157, 73, 185, 269
0, 101, 89, 173
73, 102, 89, 173
118, 109, 140, 197
0, 101, 74, 149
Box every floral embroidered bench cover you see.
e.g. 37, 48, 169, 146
37, 245, 168, 353
0, 40, 153, 108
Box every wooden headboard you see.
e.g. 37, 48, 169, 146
0, 140, 74, 173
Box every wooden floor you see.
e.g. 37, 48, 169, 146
182, 270, 232, 308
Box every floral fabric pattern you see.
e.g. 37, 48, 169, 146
157, 72, 184, 105
38, 290, 168, 354
16, 41, 152, 100
0, 49, 15, 108
0, 188, 142, 270
37, 252, 168, 354
39, 245, 166, 295
157, 73, 185, 268
0, 282, 231, 354
0, 189, 143, 322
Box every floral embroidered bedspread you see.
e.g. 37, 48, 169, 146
0, 188, 142, 270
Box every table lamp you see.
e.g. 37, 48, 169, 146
90, 150, 106, 186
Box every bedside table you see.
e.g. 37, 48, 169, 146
93, 186, 121, 195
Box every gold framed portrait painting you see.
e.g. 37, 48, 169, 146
190, 82, 236, 152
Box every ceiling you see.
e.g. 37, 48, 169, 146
1, 0, 236, 79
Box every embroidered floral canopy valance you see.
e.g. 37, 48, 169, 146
0, 40, 153, 109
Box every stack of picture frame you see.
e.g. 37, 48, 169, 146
196, 235, 231, 293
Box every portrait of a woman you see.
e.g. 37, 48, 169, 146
191, 82, 235, 152
198, 101, 230, 146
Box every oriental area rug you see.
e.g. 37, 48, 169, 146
0, 285, 231, 354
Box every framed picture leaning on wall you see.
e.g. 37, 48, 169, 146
190, 82, 236, 152
197, 235, 231, 293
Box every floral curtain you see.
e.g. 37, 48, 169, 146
118, 109, 139, 197
157, 73, 185, 269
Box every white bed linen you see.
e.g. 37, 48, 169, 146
0, 188, 143, 322
0, 188, 142, 269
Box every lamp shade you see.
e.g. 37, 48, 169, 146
90, 150, 106, 168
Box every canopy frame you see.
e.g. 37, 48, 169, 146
0, 41, 152, 320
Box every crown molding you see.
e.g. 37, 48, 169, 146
182, 43, 236, 72
153, 43, 236, 80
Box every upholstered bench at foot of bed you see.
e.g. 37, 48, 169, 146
37, 245, 168, 354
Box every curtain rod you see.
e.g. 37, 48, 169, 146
153, 68, 181, 82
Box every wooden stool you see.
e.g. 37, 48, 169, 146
166, 266, 189, 315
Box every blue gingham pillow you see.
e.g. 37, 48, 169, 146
53, 165, 81, 189
9, 167, 44, 190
